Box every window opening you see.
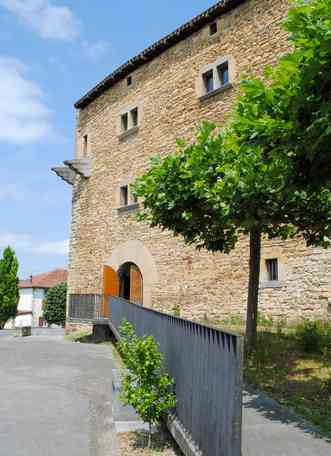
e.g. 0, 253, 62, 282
120, 185, 129, 206
209, 22, 218, 36
203, 70, 214, 94
83, 135, 88, 156
121, 113, 129, 132
131, 108, 138, 127
266, 259, 279, 281
218, 62, 229, 86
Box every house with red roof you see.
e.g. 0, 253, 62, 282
5, 269, 67, 328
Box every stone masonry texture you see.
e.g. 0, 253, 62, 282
67, 0, 331, 326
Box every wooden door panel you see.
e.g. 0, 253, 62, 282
130, 265, 143, 305
103, 266, 119, 318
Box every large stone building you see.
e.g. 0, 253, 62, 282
53, 0, 331, 329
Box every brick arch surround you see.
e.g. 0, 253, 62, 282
105, 240, 158, 307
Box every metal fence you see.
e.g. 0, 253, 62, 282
109, 296, 243, 456
68, 294, 103, 321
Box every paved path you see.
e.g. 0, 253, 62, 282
243, 390, 331, 456
0, 334, 330, 456
0, 335, 119, 456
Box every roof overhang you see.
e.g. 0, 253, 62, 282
74, 0, 246, 110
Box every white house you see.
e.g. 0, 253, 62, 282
5, 269, 67, 328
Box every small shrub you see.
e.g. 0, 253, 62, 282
117, 320, 176, 448
172, 304, 181, 317
295, 319, 324, 354
322, 322, 331, 360
275, 317, 288, 336
227, 313, 244, 326
43, 282, 67, 326
257, 312, 274, 328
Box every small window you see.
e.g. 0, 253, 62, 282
218, 62, 229, 86
266, 259, 279, 281
127, 76, 132, 86
121, 113, 128, 132
203, 70, 214, 94
82, 135, 88, 156
209, 22, 218, 36
120, 185, 129, 206
131, 108, 138, 127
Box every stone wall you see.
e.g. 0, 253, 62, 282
68, 0, 331, 323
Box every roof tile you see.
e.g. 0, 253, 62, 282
19, 269, 68, 289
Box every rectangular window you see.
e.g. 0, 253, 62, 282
131, 108, 138, 127
203, 70, 214, 94
209, 22, 218, 36
82, 135, 88, 156
121, 113, 129, 132
127, 76, 132, 86
120, 186, 129, 206
218, 62, 229, 86
266, 259, 279, 281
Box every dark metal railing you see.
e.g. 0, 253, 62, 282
68, 294, 103, 321
108, 296, 243, 456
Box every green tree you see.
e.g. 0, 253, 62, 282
43, 282, 67, 326
0, 247, 19, 329
117, 320, 176, 448
134, 0, 331, 351
244, 0, 331, 188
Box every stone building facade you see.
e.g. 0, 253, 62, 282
54, 0, 331, 328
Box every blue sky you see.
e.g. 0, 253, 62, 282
0, 0, 216, 278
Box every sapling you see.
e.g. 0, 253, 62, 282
117, 320, 176, 448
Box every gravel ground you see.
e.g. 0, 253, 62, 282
118, 429, 182, 456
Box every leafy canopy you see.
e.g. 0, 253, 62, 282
232, 0, 331, 186
0, 247, 19, 328
43, 282, 67, 325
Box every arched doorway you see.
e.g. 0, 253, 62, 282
105, 240, 158, 308
118, 262, 143, 305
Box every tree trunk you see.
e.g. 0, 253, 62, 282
245, 227, 262, 353
148, 423, 152, 448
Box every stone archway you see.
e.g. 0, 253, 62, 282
118, 262, 143, 304
105, 240, 158, 308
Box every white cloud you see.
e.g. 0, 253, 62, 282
82, 40, 111, 61
0, 232, 68, 256
36, 239, 69, 255
0, 185, 20, 201
0, 56, 53, 144
0, 0, 79, 40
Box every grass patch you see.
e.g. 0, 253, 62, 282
245, 330, 331, 434
65, 329, 93, 343
209, 315, 331, 435
118, 427, 182, 455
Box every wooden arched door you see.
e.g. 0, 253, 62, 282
130, 264, 143, 305
103, 266, 119, 318
118, 262, 143, 305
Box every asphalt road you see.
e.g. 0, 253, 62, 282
0, 333, 330, 456
0, 335, 119, 456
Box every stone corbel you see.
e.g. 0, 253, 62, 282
51, 166, 76, 185
64, 159, 91, 178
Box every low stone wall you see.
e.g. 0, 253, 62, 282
65, 321, 93, 334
